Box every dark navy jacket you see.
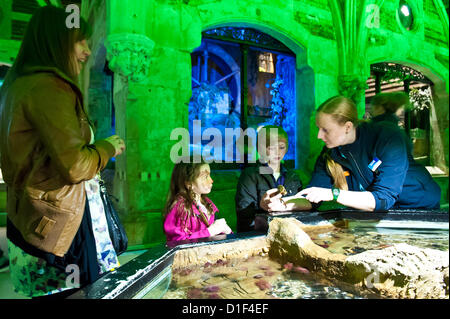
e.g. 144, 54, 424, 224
309, 121, 440, 211
235, 163, 303, 232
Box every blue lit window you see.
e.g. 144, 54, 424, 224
189, 28, 296, 167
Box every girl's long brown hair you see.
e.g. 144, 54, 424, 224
163, 160, 214, 226
317, 96, 359, 191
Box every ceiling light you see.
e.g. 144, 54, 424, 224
400, 5, 410, 17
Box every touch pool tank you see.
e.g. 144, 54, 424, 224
68, 209, 449, 299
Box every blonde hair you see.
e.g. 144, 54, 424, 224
317, 96, 359, 190
257, 125, 289, 150
323, 152, 348, 190
317, 96, 358, 126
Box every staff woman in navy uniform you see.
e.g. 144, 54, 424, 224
297, 96, 440, 211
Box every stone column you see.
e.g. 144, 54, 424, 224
105, 33, 155, 83
295, 64, 315, 170
104, 1, 202, 246
337, 74, 367, 117
104, 32, 156, 245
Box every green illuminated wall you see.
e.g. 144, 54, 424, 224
1, 0, 448, 247
91, 0, 448, 248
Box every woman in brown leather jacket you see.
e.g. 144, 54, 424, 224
0, 6, 125, 298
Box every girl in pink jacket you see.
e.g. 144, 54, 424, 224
163, 161, 232, 242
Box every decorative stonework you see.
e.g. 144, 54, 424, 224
105, 33, 155, 82
337, 74, 368, 104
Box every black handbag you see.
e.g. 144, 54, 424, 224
98, 179, 128, 255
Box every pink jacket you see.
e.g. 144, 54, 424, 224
163, 197, 219, 242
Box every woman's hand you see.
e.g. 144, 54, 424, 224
297, 187, 376, 211
208, 218, 232, 236
296, 187, 333, 204
105, 135, 126, 157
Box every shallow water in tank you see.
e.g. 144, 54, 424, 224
142, 220, 449, 299
309, 219, 449, 255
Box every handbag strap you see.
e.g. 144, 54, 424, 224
97, 178, 119, 202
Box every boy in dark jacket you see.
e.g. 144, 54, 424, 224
235, 125, 311, 232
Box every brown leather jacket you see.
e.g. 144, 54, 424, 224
0, 67, 115, 257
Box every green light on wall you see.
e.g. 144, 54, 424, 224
398, 0, 414, 30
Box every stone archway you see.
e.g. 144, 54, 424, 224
197, 20, 315, 170
368, 56, 448, 170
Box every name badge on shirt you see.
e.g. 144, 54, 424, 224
368, 157, 382, 172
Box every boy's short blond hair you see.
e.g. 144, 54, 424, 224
257, 125, 289, 151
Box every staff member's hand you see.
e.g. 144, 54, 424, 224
296, 187, 333, 204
